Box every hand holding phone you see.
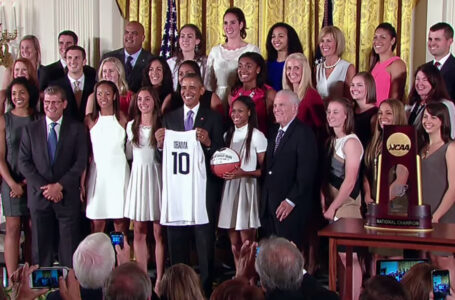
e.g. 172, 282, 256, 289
29, 267, 68, 289
110, 231, 124, 249
433, 269, 451, 300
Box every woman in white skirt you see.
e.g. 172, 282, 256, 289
218, 95, 267, 268
124, 86, 164, 291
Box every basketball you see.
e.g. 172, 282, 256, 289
210, 147, 241, 178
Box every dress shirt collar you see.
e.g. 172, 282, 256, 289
60, 58, 67, 69
68, 73, 85, 92
279, 117, 295, 132
434, 52, 451, 69
184, 103, 200, 122
45, 116, 63, 139
124, 48, 142, 67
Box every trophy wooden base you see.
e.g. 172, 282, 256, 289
365, 203, 433, 232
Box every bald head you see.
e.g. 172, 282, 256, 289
124, 21, 145, 54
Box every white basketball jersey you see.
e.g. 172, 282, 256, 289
161, 129, 208, 225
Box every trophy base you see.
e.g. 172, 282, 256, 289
365, 203, 433, 232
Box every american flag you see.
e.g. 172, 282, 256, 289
159, 0, 178, 58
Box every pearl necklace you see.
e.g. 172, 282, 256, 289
323, 57, 341, 69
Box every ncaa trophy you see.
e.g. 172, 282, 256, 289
365, 125, 432, 231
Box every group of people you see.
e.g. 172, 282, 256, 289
1, 5, 455, 299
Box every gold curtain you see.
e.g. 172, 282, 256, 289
116, 0, 418, 74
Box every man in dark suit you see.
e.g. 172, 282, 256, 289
426, 22, 455, 101
155, 73, 223, 296
40, 30, 94, 91
18, 86, 87, 267
51, 45, 96, 122
101, 21, 153, 92
261, 90, 318, 248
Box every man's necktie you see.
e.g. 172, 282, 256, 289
74, 80, 82, 109
274, 129, 284, 153
435, 61, 441, 69
48, 122, 58, 164
125, 55, 133, 77
185, 110, 194, 131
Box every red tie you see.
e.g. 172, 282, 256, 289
435, 61, 441, 68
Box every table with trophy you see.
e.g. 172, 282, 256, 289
319, 125, 455, 300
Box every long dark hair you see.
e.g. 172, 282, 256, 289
417, 102, 452, 152
408, 63, 450, 106
6, 76, 39, 110
130, 86, 161, 147
225, 96, 258, 162
90, 80, 120, 121
170, 60, 202, 111
369, 22, 398, 71
231, 52, 267, 95
223, 7, 247, 42
266, 22, 303, 62
175, 24, 206, 63
142, 57, 173, 106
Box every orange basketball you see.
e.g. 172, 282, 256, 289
210, 147, 241, 178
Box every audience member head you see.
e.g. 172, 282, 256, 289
273, 90, 299, 128
360, 275, 409, 300
370, 22, 398, 70
159, 263, 205, 300
428, 22, 454, 60
318, 25, 346, 57
43, 86, 67, 121
124, 21, 145, 55
65, 45, 86, 77
210, 277, 264, 300
11, 58, 38, 88
282, 52, 313, 99
98, 56, 129, 95
266, 22, 303, 62
72, 233, 115, 289
90, 80, 120, 121
233, 52, 266, 93
6, 76, 39, 110
176, 24, 205, 60
130, 86, 161, 147
255, 236, 304, 292
326, 97, 355, 137
104, 262, 152, 300
408, 63, 449, 106
58, 30, 78, 59
180, 73, 204, 109
417, 102, 452, 152
223, 7, 247, 42
350, 72, 377, 105
142, 57, 173, 100
400, 263, 437, 300
18, 35, 41, 69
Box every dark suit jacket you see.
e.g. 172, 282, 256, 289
261, 119, 318, 242
425, 54, 455, 101
162, 105, 224, 220
101, 48, 154, 93
18, 116, 87, 210
50, 68, 97, 122
40, 60, 96, 92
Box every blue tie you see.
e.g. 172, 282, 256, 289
274, 129, 284, 153
185, 110, 194, 131
48, 122, 58, 164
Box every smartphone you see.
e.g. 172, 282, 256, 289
110, 231, 124, 249
432, 269, 451, 300
2, 267, 8, 288
376, 259, 427, 281
29, 267, 68, 289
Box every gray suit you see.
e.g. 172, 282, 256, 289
18, 116, 87, 267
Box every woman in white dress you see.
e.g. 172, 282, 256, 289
205, 7, 260, 108
167, 24, 207, 92
218, 95, 267, 268
315, 26, 355, 100
124, 86, 164, 289
85, 80, 129, 234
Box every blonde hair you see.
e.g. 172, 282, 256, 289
98, 57, 129, 95
159, 264, 205, 300
282, 53, 313, 100
318, 26, 346, 57
19, 35, 41, 69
